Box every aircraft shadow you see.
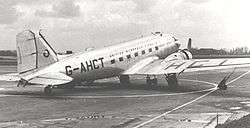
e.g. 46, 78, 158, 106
0, 80, 213, 99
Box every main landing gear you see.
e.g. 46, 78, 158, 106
119, 75, 130, 85
146, 74, 178, 88
146, 75, 158, 85
17, 78, 28, 87
44, 85, 53, 95
164, 73, 179, 88
86, 80, 94, 85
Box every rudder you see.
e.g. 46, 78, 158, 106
16, 30, 58, 74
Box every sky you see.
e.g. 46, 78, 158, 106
0, 0, 249, 52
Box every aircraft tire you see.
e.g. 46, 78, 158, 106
166, 73, 178, 89
152, 78, 158, 85
119, 75, 130, 85
44, 85, 53, 95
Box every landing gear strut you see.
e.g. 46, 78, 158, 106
146, 75, 158, 85
44, 85, 53, 95
119, 75, 130, 85
17, 78, 28, 87
164, 73, 178, 88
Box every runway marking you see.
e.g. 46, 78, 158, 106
62, 90, 215, 99
56, 79, 216, 99
0, 79, 216, 99
0, 73, 248, 127
0, 94, 16, 97
227, 70, 250, 86
240, 101, 250, 104
0, 88, 5, 91
180, 79, 217, 86
133, 89, 217, 128
229, 107, 242, 110
132, 71, 249, 128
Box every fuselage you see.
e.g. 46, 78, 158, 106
23, 33, 180, 83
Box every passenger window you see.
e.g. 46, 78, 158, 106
149, 48, 152, 52
142, 50, 145, 55
155, 46, 159, 50
134, 52, 138, 57
126, 54, 131, 59
119, 57, 123, 61
111, 59, 115, 64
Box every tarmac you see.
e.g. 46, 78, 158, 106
1, 65, 250, 128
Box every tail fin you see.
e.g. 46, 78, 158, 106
187, 38, 192, 50
16, 30, 58, 74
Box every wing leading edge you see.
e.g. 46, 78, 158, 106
123, 58, 250, 75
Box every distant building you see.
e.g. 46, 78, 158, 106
190, 48, 227, 55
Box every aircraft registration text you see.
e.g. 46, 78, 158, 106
65, 57, 104, 75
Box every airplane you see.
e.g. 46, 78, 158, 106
1, 30, 250, 95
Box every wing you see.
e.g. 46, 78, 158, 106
28, 72, 73, 85
1, 72, 73, 86
123, 57, 250, 75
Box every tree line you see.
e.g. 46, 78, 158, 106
0, 50, 17, 56
191, 46, 250, 55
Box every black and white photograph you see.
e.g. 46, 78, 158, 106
0, 0, 250, 127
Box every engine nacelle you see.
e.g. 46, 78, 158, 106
164, 49, 192, 62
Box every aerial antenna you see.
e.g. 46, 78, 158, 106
38, 29, 58, 57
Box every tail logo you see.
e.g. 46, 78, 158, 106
43, 49, 50, 57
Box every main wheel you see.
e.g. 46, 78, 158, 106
119, 75, 130, 85
146, 75, 151, 85
165, 73, 178, 88
44, 85, 53, 95
146, 75, 158, 86
152, 78, 158, 85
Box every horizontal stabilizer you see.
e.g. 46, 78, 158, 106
0, 73, 20, 81
28, 72, 73, 85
